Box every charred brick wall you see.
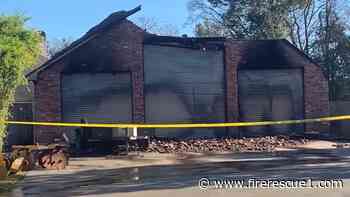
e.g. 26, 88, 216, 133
224, 39, 330, 134
303, 63, 330, 133
224, 41, 245, 136
34, 26, 329, 143
33, 20, 145, 144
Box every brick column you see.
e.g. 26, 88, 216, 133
224, 40, 245, 136
34, 60, 65, 144
304, 64, 330, 133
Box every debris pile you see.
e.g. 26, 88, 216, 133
146, 136, 308, 153
9, 144, 69, 172
0, 154, 9, 179
38, 146, 69, 170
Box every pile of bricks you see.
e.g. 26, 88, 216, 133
145, 136, 308, 153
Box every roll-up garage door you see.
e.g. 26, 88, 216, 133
62, 73, 132, 141
238, 69, 304, 136
62, 73, 132, 123
144, 45, 226, 138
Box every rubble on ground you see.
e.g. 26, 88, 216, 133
144, 136, 309, 153
9, 157, 25, 173
8, 144, 69, 172
0, 154, 8, 178
38, 147, 69, 170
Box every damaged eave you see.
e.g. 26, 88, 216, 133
26, 5, 142, 81
143, 35, 226, 50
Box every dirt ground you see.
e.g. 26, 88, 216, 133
9, 140, 350, 197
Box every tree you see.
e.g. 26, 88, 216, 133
134, 16, 179, 36
188, 0, 350, 100
189, 0, 305, 39
48, 37, 73, 57
194, 17, 228, 37
312, 0, 350, 99
0, 15, 42, 150
286, 0, 326, 55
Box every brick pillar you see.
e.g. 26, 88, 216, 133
304, 64, 330, 133
224, 40, 245, 137
33, 61, 65, 144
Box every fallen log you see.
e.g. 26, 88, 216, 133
38, 147, 69, 170
0, 154, 8, 178
11, 144, 69, 170
10, 147, 35, 171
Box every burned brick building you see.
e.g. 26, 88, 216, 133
27, 6, 329, 144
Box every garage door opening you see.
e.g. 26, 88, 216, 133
144, 45, 226, 138
238, 69, 304, 137
61, 73, 132, 153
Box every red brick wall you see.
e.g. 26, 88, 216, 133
33, 59, 65, 143
34, 20, 145, 144
304, 63, 330, 132
224, 41, 245, 136
224, 39, 330, 134
33, 23, 329, 143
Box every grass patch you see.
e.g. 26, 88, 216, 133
0, 174, 24, 194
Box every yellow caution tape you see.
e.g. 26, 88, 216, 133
1, 115, 350, 129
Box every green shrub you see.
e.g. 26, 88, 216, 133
0, 15, 42, 151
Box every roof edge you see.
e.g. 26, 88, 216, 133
281, 39, 318, 65
281, 39, 327, 79
27, 5, 142, 80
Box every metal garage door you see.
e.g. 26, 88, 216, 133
144, 45, 226, 138
238, 69, 304, 136
62, 73, 132, 141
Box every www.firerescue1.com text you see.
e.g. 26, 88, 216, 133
198, 177, 344, 190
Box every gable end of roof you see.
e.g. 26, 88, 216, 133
27, 5, 141, 80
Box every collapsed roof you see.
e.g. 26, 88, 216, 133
27, 5, 142, 80
27, 5, 320, 80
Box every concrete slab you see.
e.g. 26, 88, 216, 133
10, 149, 350, 196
